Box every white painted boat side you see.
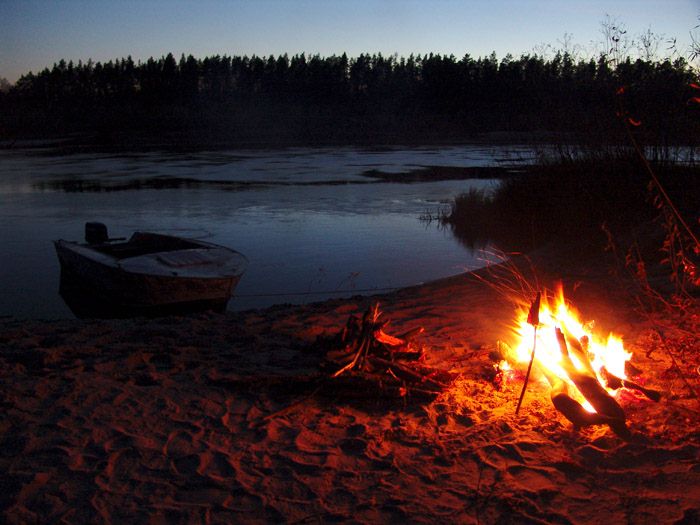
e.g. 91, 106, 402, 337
54, 239, 248, 279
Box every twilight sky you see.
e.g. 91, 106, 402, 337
1, 0, 698, 83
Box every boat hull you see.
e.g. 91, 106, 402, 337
54, 236, 244, 317
58, 271, 236, 318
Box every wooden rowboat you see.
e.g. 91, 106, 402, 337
54, 223, 247, 317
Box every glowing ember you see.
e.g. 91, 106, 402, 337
505, 285, 632, 413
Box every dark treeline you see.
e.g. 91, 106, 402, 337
1, 51, 699, 148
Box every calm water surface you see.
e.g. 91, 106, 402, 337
0, 145, 533, 318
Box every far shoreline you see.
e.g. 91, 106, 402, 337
0, 130, 575, 155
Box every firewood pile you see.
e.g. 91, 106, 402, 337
319, 303, 455, 398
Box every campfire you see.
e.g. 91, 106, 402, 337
497, 285, 661, 438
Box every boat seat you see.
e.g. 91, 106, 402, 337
156, 250, 215, 268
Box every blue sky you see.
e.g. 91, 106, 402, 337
1, 0, 698, 82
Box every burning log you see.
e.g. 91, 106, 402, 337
548, 376, 623, 429
555, 328, 630, 438
564, 331, 596, 377
600, 367, 662, 402
321, 303, 453, 398
498, 341, 630, 436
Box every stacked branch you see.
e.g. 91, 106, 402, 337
322, 303, 454, 398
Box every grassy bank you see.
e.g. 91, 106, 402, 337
443, 155, 700, 258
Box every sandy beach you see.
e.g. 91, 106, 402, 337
1, 248, 699, 524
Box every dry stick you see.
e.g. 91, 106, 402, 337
370, 356, 447, 390
617, 101, 699, 399
515, 291, 541, 414
332, 337, 366, 377
332, 311, 375, 377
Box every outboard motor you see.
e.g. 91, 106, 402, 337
85, 222, 109, 244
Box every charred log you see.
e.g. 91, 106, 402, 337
550, 380, 619, 428
539, 364, 630, 438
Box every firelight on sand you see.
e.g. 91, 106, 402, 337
507, 285, 632, 412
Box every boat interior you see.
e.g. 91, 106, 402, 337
91, 233, 203, 260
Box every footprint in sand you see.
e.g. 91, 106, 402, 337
98, 447, 141, 491
506, 464, 561, 493
172, 454, 200, 477
480, 443, 526, 466
264, 418, 300, 443
339, 437, 367, 456
294, 428, 326, 454
196, 450, 237, 482
162, 429, 201, 462
346, 423, 366, 437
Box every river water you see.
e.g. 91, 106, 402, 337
0, 144, 533, 318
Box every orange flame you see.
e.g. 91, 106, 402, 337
505, 285, 631, 412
